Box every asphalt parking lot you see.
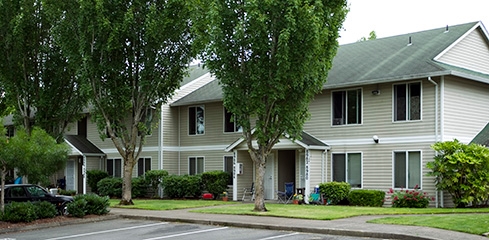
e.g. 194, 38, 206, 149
0, 219, 386, 240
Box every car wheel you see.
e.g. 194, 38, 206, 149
59, 203, 69, 216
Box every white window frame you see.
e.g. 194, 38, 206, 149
107, 158, 122, 178
189, 156, 205, 175
223, 107, 242, 133
188, 106, 205, 135
137, 157, 152, 177
392, 150, 422, 189
331, 88, 363, 126
392, 82, 422, 122
331, 152, 363, 188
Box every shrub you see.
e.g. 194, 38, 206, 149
348, 189, 385, 207
73, 193, 110, 215
67, 198, 87, 218
87, 170, 109, 194
389, 185, 432, 208
58, 189, 77, 196
2, 202, 37, 223
131, 176, 148, 198
162, 174, 202, 199
319, 182, 351, 205
144, 170, 168, 198
201, 171, 229, 199
34, 201, 57, 219
97, 177, 122, 198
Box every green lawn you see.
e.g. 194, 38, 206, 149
110, 199, 489, 235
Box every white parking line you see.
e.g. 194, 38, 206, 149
45, 222, 169, 240
142, 227, 229, 240
259, 232, 300, 240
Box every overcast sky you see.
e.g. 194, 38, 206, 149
339, 0, 489, 44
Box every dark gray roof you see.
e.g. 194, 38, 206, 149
299, 131, 329, 148
64, 135, 105, 156
182, 65, 209, 86
471, 122, 489, 147
172, 22, 488, 107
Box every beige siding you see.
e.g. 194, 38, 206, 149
236, 151, 254, 200
308, 150, 324, 193
437, 28, 489, 75
443, 76, 489, 142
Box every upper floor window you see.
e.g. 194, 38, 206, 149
137, 157, 151, 177
189, 106, 205, 135
224, 108, 242, 133
394, 151, 421, 189
332, 89, 362, 125
394, 82, 421, 121
332, 153, 362, 188
189, 157, 204, 175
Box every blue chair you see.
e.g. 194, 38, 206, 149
277, 182, 294, 204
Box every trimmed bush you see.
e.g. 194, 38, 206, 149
97, 177, 123, 198
67, 198, 87, 218
131, 176, 148, 198
348, 189, 385, 207
319, 182, 351, 205
34, 201, 58, 219
2, 202, 37, 223
144, 170, 168, 198
59, 189, 77, 196
201, 171, 229, 199
162, 174, 202, 199
73, 193, 110, 215
87, 170, 109, 194
389, 186, 432, 208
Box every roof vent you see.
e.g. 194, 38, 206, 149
444, 25, 449, 33
407, 36, 412, 46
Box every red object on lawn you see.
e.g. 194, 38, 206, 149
202, 193, 213, 200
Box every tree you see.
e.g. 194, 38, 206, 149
61, 0, 195, 205
358, 30, 377, 42
196, 0, 348, 211
0, 126, 69, 212
0, 0, 89, 141
429, 140, 489, 207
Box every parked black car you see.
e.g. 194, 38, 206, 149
1, 184, 74, 215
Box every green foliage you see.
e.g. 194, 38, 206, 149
2, 202, 37, 223
348, 189, 385, 207
162, 175, 202, 199
97, 177, 149, 198
144, 170, 169, 198
319, 182, 351, 205
87, 170, 110, 194
67, 198, 87, 218
429, 140, 489, 207
34, 201, 57, 219
58, 189, 77, 196
131, 177, 149, 198
201, 171, 229, 199
388, 186, 431, 208
73, 194, 110, 215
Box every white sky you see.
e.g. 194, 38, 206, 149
339, 0, 489, 44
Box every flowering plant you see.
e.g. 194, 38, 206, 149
388, 185, 433, 208
293, 194, 303, 201
221, 191, 228, 197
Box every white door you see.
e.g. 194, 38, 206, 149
65, 160, 76, 191
264, 154, 274, 199
299, 153, 305, 188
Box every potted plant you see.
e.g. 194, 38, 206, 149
221, 191, 228, 201
292, 194, 303, 204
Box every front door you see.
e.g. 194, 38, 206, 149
264, 154, 274, 199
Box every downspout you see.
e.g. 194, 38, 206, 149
427, 76, 439, 208
233, 150, 238, 201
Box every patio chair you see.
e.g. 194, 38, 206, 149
277, 182, 294, 204
242, 182, 255, 201
309, 193, 324, 205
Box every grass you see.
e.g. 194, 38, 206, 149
110, 199, 489, 234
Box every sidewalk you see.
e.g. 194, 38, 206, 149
109, 206, 489, 240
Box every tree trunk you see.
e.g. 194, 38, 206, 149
252, 154, 268, 212
1, 167, 5, 212
120, 155, 135, 205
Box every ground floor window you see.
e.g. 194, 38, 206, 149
332, 153, 362, 188
107, 158, 122, 177
189, 157, 204, 175
224, 156, 233, 185
138, 157, 151, 177
394, 151, 421, 189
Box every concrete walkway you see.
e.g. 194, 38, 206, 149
109, 205, 489, 240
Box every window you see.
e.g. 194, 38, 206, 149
332, 153, 362, 188
224, 108, 242, 133
394, 82, 421, 121
224, 156, 234, 185
5, 126, 14, 137
189, 157, 204, 175
332, 89, 362, 125
394, 151, 421, 189
137, 157, 151, 177
107, 158, 122, 177
189, 106, 205, 135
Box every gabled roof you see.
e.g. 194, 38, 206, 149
171, 22, 489, 107
471, 122, 489, 147
225, 131, 329, 152
64, 135, 105, 157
